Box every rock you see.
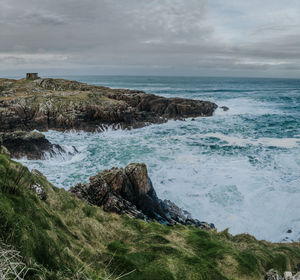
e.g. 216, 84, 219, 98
31, 169, 47, 179
0, 131, 68, 160
265, 269, 283, 280
0, 78, 218, 132
70, 163, 213, 229
297, 263, 300, 272
31, 183, 47, 200
294, 272, 300, 280
283, 272, 293, 280
0, 138, 10, 156
221, 106, 229, 111
287, 229, 292, 233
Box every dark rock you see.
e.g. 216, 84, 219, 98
70, 163, 213, 229
221, 106, 229, 111
0, 131, 67, 160
287, 229, 292, 233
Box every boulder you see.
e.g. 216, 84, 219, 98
70, 163, 214, 229
0, 131, 74, 160
265, 269, 283, 280
283, 272, 293, 280
221, 106, 229, 111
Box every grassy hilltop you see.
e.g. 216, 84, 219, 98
1, 153, 300, 280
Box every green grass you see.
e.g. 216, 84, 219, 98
1, 153, 300, 279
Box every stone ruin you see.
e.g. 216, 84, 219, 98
26, 73, 39, 80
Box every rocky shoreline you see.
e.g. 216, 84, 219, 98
1, 76, 300, 279
0, 76, 218, 229
0, 77, 217, 132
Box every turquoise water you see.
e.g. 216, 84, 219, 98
20, 76, 300, 242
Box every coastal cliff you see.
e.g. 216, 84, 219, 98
0, 78, 217, 132
1, 153, 300, 280
1, 77, 300, 280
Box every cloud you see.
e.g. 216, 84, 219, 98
0, 0, 300, 77
23, 11, 66, 25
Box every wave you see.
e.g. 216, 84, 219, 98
201, 133, 300, 148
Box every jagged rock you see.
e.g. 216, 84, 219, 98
221, 106, 229, 111
0, 78, 217, 132
0, 131, 70, 160
70, 163, 214, 229
265, 269, 283, 280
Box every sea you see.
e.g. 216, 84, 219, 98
19, 76, 300, 242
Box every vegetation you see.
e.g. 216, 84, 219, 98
1, 153, 300, 279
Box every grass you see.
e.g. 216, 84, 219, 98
0, 153, 300, 279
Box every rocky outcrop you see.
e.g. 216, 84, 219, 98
70, 163, 214, 229
265, 269, 300, 280
0, 78, 217, 132
221, 106, 229, 111
0, 131, 74, 160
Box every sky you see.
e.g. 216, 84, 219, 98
0, 0, 300, 78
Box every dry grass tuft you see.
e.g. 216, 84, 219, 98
0, 242, 31, 280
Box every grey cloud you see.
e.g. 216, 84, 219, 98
23, 11, 66, 25
0, 0, 300, 77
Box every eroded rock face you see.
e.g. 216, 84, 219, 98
70, 163, 214, 229
0, 78, 218, 132
0, 131, 70, 160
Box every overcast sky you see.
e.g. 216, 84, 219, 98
1, 0, 300, 78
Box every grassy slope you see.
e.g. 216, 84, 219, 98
0, 78, 122, 109
1, 154, 300, 280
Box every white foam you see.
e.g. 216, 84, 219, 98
18, 121, 300, 242
202, 133, 300, 148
